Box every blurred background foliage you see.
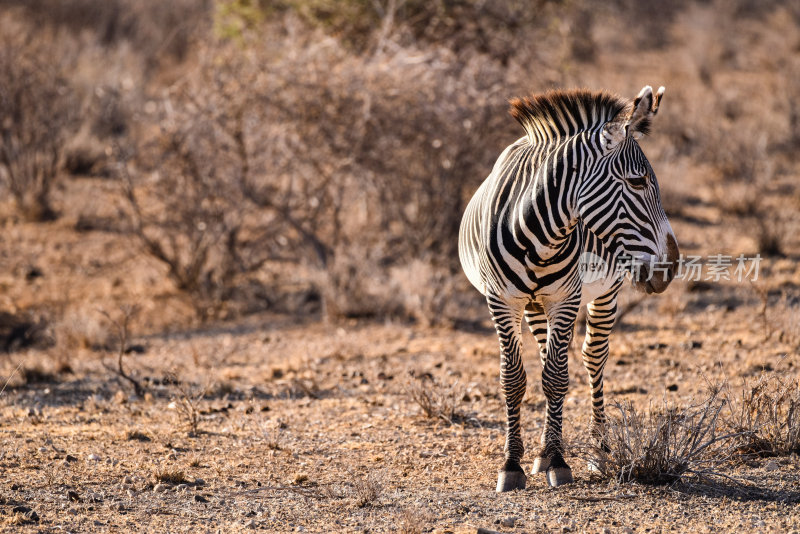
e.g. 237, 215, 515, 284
0, 0, 799, 333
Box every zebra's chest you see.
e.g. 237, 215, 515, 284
579, 272, 620, 306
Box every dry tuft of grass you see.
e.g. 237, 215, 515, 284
153, 467, 188, 486
724, 374, 800, 459
350, 472, 382, 508
169, 378, 207, 436
405, 376, 464, 425
583, 389, 739, 485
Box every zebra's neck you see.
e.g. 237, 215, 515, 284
520, 135, 587, 266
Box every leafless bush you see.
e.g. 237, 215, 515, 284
118, 96, 272, 320
751, 285, 800, 347
583, 390, 739, 484
2, 0, 209, 71
169, 378, 207, 436
405, 376, 464, 425
0, 20, 79, 221
348, 471, 382, 508
98, 306, 145, 397
724, 374, 800, 458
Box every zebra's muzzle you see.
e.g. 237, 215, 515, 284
635, 233, 679, 294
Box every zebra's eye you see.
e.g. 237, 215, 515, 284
625, 175, 649, 189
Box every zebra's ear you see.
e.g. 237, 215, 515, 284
627, 85, 665, 138
601, 85, 665, 151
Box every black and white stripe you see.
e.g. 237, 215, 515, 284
459, 86, 679, 491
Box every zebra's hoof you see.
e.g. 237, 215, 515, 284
496, 469, 527, 492
546, 466, 574, 487
531, 456, 551, 474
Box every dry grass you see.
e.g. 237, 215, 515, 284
583, 389, 739, 485
153, 467, 189, 486
349, 471, 382, 508
724, 374, 800, 458
169, 379, 207, 436
405, 376, 464, 425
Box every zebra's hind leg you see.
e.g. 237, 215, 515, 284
487, 295, 528, 492
523, 301, 551, 475
582, 284, 621, 471
539, 298, 580, 487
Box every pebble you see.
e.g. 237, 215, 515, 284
194, 478, 206, 486
88, 493, 103, 502
176, 484, 189, 492
764, 461, 780, 472
67, 490, 80, 502
38, 447, 48, 454
194, 494, 209, 503
123, 475, 134, 485
245, 520, 256, 529
500, 516, 517, 528
153, 483, 169, 493
87, 454, 101, 462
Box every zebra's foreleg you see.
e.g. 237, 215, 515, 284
523, 302, 552, 475
487, 296, 528, 492
539, 299, 579, 487
582, 284, 621, 468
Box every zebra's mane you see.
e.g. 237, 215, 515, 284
509, 89, 629, 143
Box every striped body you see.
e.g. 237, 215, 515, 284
459, 87, 679, 491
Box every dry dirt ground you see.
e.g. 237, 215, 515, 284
2, 293, 800, 532
2, 190, 800, 533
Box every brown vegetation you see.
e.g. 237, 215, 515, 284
1, 1, 800, 532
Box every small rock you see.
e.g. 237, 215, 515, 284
87, 453, 101, 462
764, 461, 780, 472
38, 447, 48, 453
193, 478, 206, 486
245, 520, 257, 529
666, 384, 678, 392
153, 483, 169, 493
88, 493, 103, 503
622, 528, 634, 534
67, 490, 81, 502
176, 484, 189, 492
127, 489, 136, 498
500, 516, 517, 528
194, 494, 209, 503
123, 475, 134, 485
64, 454, 78, 463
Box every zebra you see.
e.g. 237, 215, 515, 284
458, 86, 679, 492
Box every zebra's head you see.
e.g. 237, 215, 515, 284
579, 86, 679, 294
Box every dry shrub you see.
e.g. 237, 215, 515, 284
169, 379, 207, 436
405, 375, 464, 425
349, 471, 382, 508
585, 390, 737, 484
0, 310, 49, 352
724, 374, 800, 458
3, 0, 208, 71
0, 17, 79, 221
116, 16, 509, 323
153, 467, 189, 486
